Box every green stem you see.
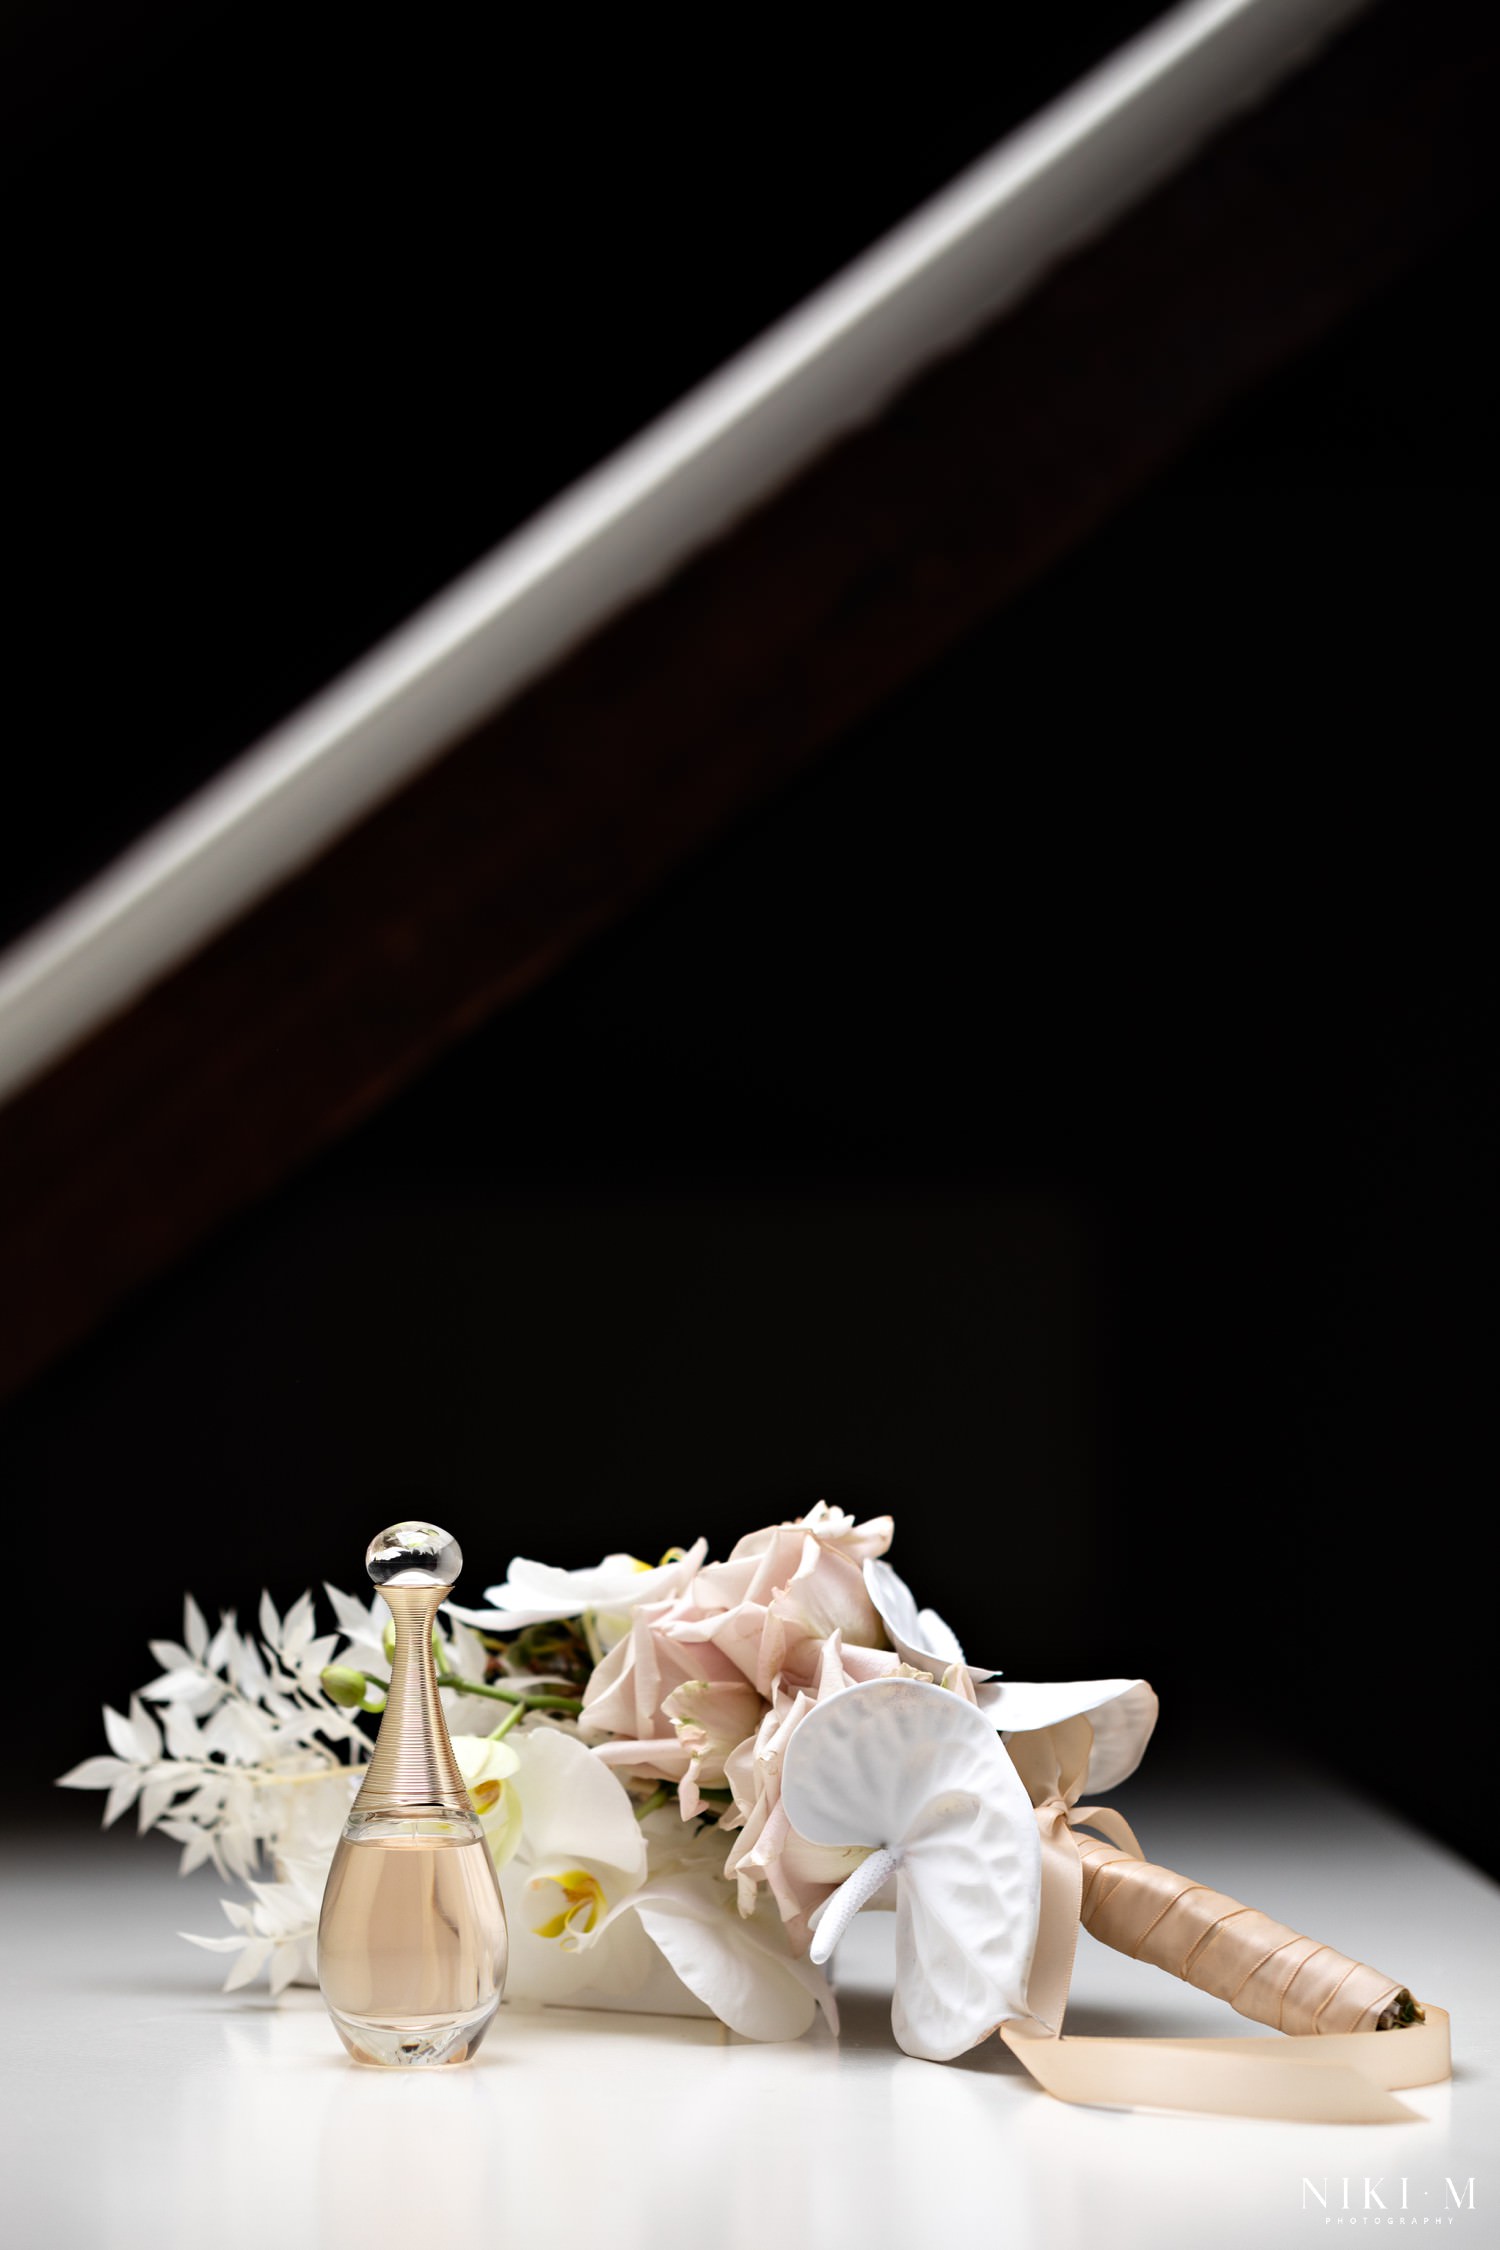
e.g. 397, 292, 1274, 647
486, 1699, 529, 1743
437, 1671, 583, 1716
633, 1783, 673, 1820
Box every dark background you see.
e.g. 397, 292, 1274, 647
4, 5, 1494, 1868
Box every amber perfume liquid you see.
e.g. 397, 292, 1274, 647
317, 1522, 508, 2067
319, 1815, 507, 2066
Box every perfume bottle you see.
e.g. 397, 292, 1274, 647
317, 1521, 507, 2066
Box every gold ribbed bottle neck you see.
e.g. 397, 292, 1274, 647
351, 1583, 470, 1817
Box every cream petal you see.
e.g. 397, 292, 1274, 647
982, 1677, 1158, 1789
1071, 1679, 1158, 1791
794, 1502, 895, 1562
781, 1676, 1041, 2062
688, 1551, 764, 1609
776, 1539, 882, 1648
669, 1601, 772, 1690
579, 1612, 659, 1737
591, 1736, 696, 1780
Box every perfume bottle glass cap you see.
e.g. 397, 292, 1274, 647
366, 1521, 463, 1589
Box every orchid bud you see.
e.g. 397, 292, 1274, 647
321, 1664, 371, 1708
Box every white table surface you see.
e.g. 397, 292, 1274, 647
5, 1759, 1495, 2250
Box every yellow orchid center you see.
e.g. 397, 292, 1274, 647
530, 1868, 608, 1941
469, 1779, 503, 1815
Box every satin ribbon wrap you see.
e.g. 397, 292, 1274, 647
1001, 1717, 1449, 2121
1075, 1834, 1408, 2035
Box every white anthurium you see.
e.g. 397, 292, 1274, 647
780, 1676, 1042, 2063
447, 1539, 709, 1650
864, 1559, 1157, 1792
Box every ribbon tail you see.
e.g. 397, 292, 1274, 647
1026, 1807, 1084, 2034
999, 2006, 1450, 2124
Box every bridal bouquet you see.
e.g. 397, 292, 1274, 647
61, 1503, 1444, 2117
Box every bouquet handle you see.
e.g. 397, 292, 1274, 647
1075, 1830, 1418, 2035
1004, 1719, 1449, 2121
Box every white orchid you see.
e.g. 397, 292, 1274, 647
489, 1727, 836, 2038
494, 1725, 657, 2003
780, 1676, 1042, 2060
446, 1540, 708, 1652
610, 1809, 839, 2041
451, 1732, 524, 1865
552, 1793, 838, 2041
864, 1559, 1157, 1790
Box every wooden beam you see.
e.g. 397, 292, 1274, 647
0, 0, 1373, 1109
0, 0, 1492, 1402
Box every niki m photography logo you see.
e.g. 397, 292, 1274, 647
1302, 2177, 1476, 2226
